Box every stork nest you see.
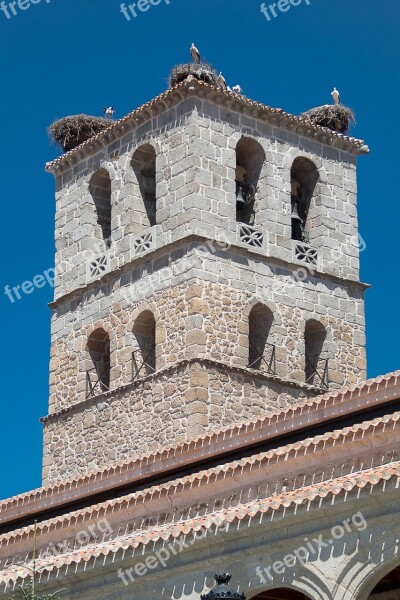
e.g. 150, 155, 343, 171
49, 115, 113, 152
169, 62, 218, 88
301, 105, 355, 135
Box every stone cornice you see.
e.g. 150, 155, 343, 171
41, 357, 320, 423
45, 78, 369, 176
48, 233, 369, 310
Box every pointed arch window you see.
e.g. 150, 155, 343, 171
248, 303, 275, 374
132, 144, 157, 227
304, 319, 328, 388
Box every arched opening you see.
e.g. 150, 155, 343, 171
89, 169, 112, 245
132, 310, 156, 380
131, 144, 157, 227
304, 319, 328, 388
291, 158, 319, 243
86, 328, 110, 398
235, 137, 265, 225
369, 565, 400, 599
250, 588, 312, 600
248, 303, 275, 374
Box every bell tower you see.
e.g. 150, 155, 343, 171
42, 66, 369, 484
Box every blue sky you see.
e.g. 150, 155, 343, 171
0, 0, 398, 500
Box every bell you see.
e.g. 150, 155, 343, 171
291, 199, 304, 242
291, 198, 303, 223
236, 182, 246, 204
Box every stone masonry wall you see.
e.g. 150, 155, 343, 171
43, 359, 311, 484
49, 252, 366, 415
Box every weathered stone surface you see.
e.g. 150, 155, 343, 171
43, 359, 314, 483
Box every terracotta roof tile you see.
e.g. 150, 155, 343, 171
0, 409, 399, 549
1, 463, 398, 587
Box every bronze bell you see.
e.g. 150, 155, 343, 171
236, 182, 246, 204
291, 198, 303, 223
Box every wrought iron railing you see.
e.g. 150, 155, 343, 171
305, 355, 329, 389
248, 342, 276, 375
132, 344, 156, 381
86, 364, 110, 399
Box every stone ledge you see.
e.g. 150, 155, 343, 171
41, 357, 321, 423
45, 79, 368, 175
49, 233, 370, 309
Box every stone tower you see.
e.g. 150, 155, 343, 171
42, 74, 369, 485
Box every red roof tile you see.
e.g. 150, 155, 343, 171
1, 462, 398, 587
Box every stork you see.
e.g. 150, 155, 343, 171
103, 106, 116, 119
190, 43, 201, 63
331, 87, 340, 105
217, 72, 227, 90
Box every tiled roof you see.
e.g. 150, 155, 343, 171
1, 461, 399, 587
1, 370, 399, 524
1, 410, 399, 546
45, 77, 369, 174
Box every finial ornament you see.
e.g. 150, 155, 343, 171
215, 574, 232, 584
201, 573, 246, 600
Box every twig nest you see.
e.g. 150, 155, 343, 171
49, 115, 112, 152
301, 104, 355, 134
169, 62, 218, 88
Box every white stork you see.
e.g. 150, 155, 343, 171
103, 106, 115, 119
232, 84, 243, 94
217, 72, 227, 90
190, 43, 201, 63
331, 87, 340, 105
